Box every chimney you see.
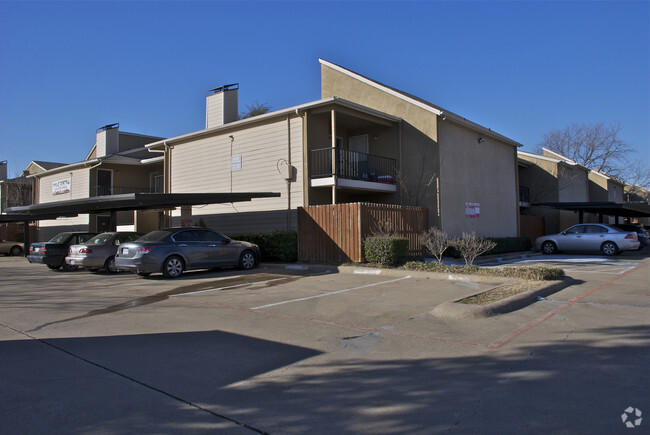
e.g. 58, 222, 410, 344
206, 84, 239, 129
0, 160, 7, 181
95, 123, 119, 157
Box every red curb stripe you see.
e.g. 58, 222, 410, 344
486, 261, 648, 349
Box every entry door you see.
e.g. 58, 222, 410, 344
97, 215, 111, 233
348, 135, 369, 179
97, 169, 112, 196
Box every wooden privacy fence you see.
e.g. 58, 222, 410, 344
519, 214, 545, 245
298, 203, 428, 263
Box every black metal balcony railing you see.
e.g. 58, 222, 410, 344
94, 185, 163, 196
310, 148, 396, 184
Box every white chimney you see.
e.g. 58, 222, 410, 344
95, 123, 119, 157
0, 160, 7, 181
206, 84, 239, 129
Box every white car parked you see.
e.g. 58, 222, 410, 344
535, 223, 640, 256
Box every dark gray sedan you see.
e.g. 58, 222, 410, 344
535, 223, 640, 256
66, 232, 143, 272
115, 227, 260, 278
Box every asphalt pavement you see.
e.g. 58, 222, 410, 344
0, 250, 648, 434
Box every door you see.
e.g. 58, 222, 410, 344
558, 225, 585, 251
172, 229, 209, 268
581, 224, 610, 250
203, 230, 238, 266
97, 216, 112, 233
97, 169, 112, 196
348, 135, 369, 179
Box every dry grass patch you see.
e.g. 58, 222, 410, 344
458, 280, 543, 305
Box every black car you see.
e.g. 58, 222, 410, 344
28, 232, 97, 271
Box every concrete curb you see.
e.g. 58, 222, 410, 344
430, 278, 574, 320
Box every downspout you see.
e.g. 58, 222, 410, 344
164, 141, 171, 228
286, 114, 292, 229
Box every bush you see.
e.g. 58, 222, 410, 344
364, 236, 409, 266
445, 236, 532, 258
228, 230, 297, 262
451, 232, 497, 265
401, 261, 565, 281
484, 237, 532, 256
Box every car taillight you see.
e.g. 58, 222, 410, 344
625, 233, 637, 240
41, 247, 47, 254
29, 246, 34, 254
137, 246, 155, 254
80, 247, 92, 253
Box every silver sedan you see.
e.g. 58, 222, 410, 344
115, 227, 260, 278
535, 223, 640, 256
66, 232, 143, 272
0, 238, 24, 256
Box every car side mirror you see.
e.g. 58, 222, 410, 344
224, 238, 231, 244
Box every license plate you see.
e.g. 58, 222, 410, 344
122, 248, 129, 255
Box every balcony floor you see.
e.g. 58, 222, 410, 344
311, 176, 397, 192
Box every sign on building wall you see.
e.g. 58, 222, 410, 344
465, 202, 480, 218
231, 154, 242, 171
52, 178, 71, 195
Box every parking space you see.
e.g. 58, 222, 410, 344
1, 253, 649, 434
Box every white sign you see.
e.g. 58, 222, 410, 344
52, 178, 71, 195
465, 202, 480, 218
231, 154, 242, 171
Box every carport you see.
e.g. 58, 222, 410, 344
533, 201, 650, 224
0, 192, 281, 255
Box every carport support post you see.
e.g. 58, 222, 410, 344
578, 210, 584, 223
23, 220, 29, 257
110, 210, 117, 232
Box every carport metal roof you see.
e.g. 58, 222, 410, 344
532, 201, 650, 219
0, 192, 281, 223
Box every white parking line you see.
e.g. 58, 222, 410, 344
252, 275, 412, 310
171, 277, 290, 296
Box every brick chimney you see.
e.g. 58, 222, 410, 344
206, 84, 239, 129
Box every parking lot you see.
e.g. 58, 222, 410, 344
1, 251, 649, 434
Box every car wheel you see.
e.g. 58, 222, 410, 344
162, 256, 184, 278
136, 271, 151, 277
239, 250, 256, 270
541, 241, 557, 255
104, 256, 118, 273
601, 241, 618, 256
47, 264, 61, 270
9, 246, 22, 256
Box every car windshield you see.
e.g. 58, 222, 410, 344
87, 234, 114, 245
48, 233, 71, 243
136, 231, 172, 242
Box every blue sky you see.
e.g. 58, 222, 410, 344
1, 0, 648, 178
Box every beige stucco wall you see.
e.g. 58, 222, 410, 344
168, 114, 303, 234
438, 121, 519, 237
321, 65, 441, 227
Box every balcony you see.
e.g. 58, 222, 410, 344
94, 184, 163, 197
310, 147, 397, 192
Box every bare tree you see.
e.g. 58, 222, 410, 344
450, 232, 496, 265
239, 101, 272, 119
419, 227, 449, 262
537, 122, 633, 177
